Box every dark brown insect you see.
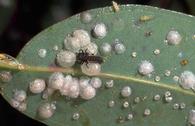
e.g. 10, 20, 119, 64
76, 50, 103, 65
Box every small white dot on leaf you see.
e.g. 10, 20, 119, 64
56, 50, 76, 68
29, 79, 46, 94
38, 49, 47, 58
153, 49, 160, 55
81, 63, 101, 76
131, 52, 137, 58
80, 11, 92, 23
37, 102, 56, 119
179, 71, 195, 89
121, 86, 132, 97
166, 30, 182, 45
105, 80, 114, 88
138, 60, 154, 76
92, 23, 107, 39
72, 112, 80, 120
108, 100, 115, 108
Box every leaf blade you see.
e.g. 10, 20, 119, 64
1, 5, 195, 126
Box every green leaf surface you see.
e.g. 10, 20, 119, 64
1, 5, 195, 126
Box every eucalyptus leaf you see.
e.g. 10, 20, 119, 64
1, 5, 195, 126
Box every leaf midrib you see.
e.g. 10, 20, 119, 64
0, 63, 194, 97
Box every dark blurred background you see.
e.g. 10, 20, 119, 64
0, 0, 195, 125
